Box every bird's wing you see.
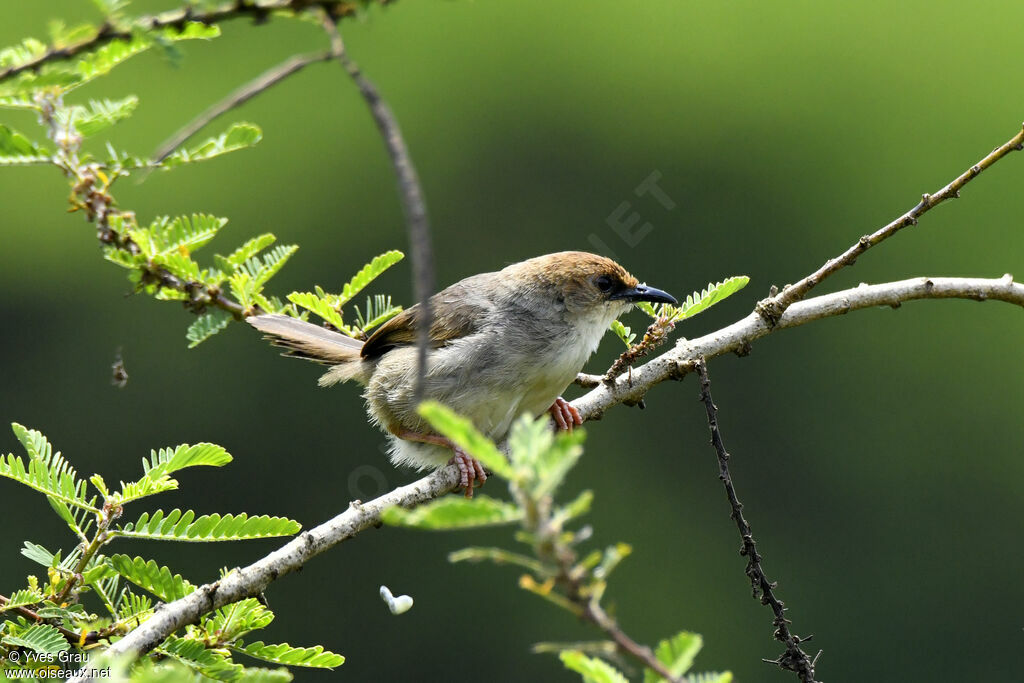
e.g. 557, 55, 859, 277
361, 279, 492, 359
248, 314, 363, 365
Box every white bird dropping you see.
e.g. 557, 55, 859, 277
379, 585, 414, 615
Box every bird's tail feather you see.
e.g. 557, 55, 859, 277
247, 314, 370, 385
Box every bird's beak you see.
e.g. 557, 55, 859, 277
611, 283, 678, 305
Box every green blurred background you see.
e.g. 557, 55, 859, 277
2, 1, 1022, 680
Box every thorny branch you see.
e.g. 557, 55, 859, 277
755, 123, 1024, 323
0, 0, 374, 84
695, 360, 820, 682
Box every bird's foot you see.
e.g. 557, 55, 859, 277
548, 397, 583, 431
449, 448, 487, 498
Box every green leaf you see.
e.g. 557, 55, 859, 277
187, 310, 232, 348
641, 276, 750, 324
594, 543, 632, 580
240, 244, 297, 290
115, 443, 230, 504
81, 558, 116, 585
158, 251, 201, 281
216, 233, 276, 271
554, 489, 594, 524
90, 0, 132, 15
416, 401, 514, 480
0, 423, 98, 512
0, 124, 50, 165
108, 555, 194, 602
103, 245, 144, 270
1, 624, 69, 655
560, 650, 629, 683
158, 635, 243, 681
0, 38, 47, 71
448, 547, 546, 574
353, 294, 402, 333
161, 214, 227, 254
686, 674, 733, 683
117, 443, 230, 503
143, 442, 232, 480
55, 37, 154, 93
0, 95, 41, 111
336, 250, 404, 307
643, 632, 704, 683
58, 96, 138, 136
20, 541, 56, 568
115, 509, 300, 542
0, 588, 44, 612
116, 590, 153, 623
203, 598, 273, 642
45, 23, 219, 94
286, 290, 348, 332
161, 122, 262, 168
507, 414, 585, 498
381, 495, 522, 529
609, 320, 636, 348
235, 641, 345, 669
34, 602, 88, 621
234, 668, 294, 683
132, 214, 226, 259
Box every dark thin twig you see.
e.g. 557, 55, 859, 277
0, 594, 103, 646
581, 601, 681, 683
756, 123, 1024, 324
322, 14, 434, 401
694, 359, 820, 683
151, 49, 335, 164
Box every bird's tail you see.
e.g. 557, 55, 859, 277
246, 314, 371, 385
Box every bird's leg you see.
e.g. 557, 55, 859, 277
450, 447, 487, 498
390, 429, 487, 498
548, 397, 583, 431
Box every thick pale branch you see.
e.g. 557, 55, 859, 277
574, 275, 1023, 418
74, 274, 1021, 678
75, 465, 460, 679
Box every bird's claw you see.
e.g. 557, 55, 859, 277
450, 448, 487, 498
549, 397, 583, 431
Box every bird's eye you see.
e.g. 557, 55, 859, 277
595, 275, 614, 292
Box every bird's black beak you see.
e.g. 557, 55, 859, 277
611, 283, 678, 305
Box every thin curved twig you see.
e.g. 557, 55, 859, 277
150, 49, 336, 164
322, 14, 435, 401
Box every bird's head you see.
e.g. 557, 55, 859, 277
510, 251, 677, 323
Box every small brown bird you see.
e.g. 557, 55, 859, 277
248, 251, 676, 495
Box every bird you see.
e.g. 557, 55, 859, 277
248, 251, 677, 496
